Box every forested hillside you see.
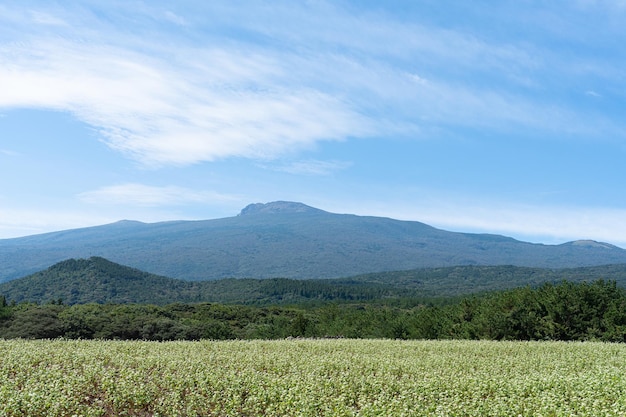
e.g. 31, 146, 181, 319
2, 256, 626, 342
0, 257, 423, 305
3, 257, 626, 305
1, 280, 625, 342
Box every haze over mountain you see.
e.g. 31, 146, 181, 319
1, 201, 625, 283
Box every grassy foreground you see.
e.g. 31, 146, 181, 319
1, 339, 626, 416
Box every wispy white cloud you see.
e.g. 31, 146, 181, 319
0, 40, 372, 166
575, 0, 626, 11
0, 1, 624, 168
0, 3, 375, 166
163, 11, 187, 26
78, 183, 237, 207
29, 10, 68, 26
265, 159, 353, 176
0, 149, 19, 157
331, 197, 626, 248
419, 204, 626, 247
0, 207, 114, 239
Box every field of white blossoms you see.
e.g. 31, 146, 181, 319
1, 338, 625, 416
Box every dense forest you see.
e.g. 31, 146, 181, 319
2, 280, 625, 342
4, 257, 626, 305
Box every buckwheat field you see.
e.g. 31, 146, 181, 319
1, 339, 626, 416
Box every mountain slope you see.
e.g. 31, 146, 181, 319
0, 257, 198, 305
3, 257, 626, 306
1, 201, 626, 282
0, 257, 421, 305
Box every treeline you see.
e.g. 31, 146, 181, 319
1, 280, 626, 342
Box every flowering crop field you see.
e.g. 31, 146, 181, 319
1, 339, 626, 416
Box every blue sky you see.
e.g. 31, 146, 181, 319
1, 1, 626, 247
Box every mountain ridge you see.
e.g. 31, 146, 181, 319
1, 201, 626, 282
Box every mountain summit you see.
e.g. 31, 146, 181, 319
1, 201, 626, 282
239, 201, 325, 216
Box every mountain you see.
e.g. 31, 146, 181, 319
3, 257, 626, 306
1, 201, 626, 282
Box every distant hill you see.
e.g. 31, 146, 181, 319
3, 257, 626, 306
1, 201, 626, 282
345, 263, 626, 296
0, 257, 419, 305
0, 257, 199, 305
